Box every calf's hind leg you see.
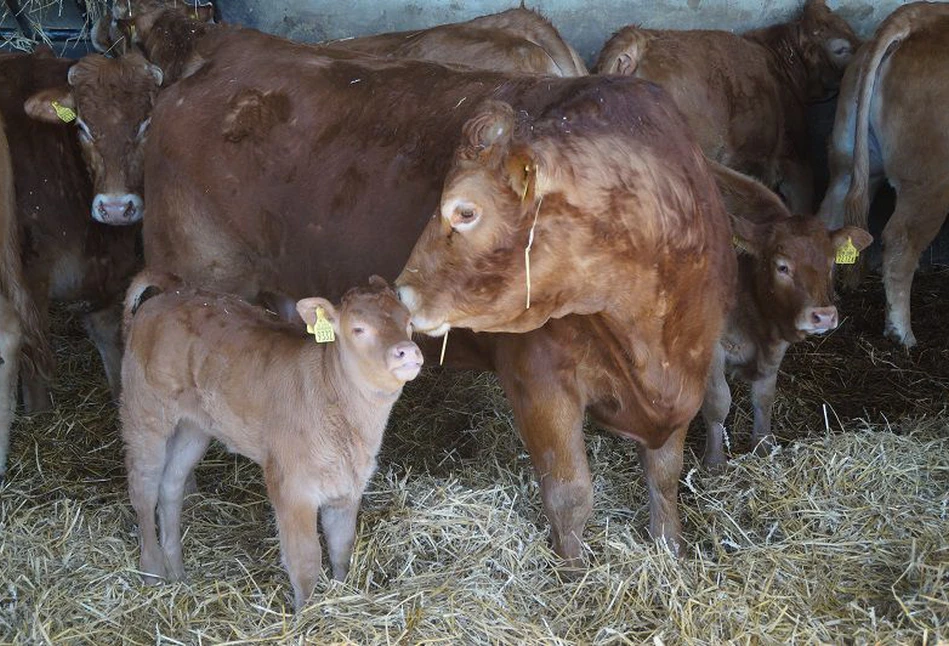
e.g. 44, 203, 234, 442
124, 417, 169, 583
157, 419, 211, 581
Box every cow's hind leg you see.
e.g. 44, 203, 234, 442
266, 462, 322, 612
0, 296, 22, 478
320, 497, 360, 582
881, 182, 949, 348
495, 342, 591, 566
638, 424, 686, 556
82, 303, 123, 400
124, 415, 169, 583
157, 419, 210, 581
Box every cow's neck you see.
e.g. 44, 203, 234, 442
316, 341, 401, 453
748, 23, 810, 107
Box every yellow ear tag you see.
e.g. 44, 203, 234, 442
50, 100, 76, 123
732, 235, 749, 254
835, 237, 859, 265
307, 307, 335, 343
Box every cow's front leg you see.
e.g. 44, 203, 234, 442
495, 343, 591, 565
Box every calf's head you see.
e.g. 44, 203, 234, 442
25, 51, 162, 225
297, 276, 423, 393
396, 100, 599, 336
733, 214, 871, 341
93, 0, 215, 55
797, 0, 861, 99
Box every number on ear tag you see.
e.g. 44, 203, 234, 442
835, 237, 859, 265
50, 100, 76, 123
307, 307, 336, 343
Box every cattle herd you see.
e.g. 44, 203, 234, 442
0, 0, 945, 612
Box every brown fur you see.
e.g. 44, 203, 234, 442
121, 272, 420, 611
704, 162, 871, 467
819, 1, 949, 347
593, 0, 860, 213
88, 24, 728, 563
327, 7, 587, 77
92, 0, 215, 56
1, 51, 139, 417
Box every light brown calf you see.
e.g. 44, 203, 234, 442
120, 273, 422, 610
818, 1, 949, 347
704, 163, 872, 467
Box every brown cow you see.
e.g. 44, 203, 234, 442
121, 272, 421, 611
703, 163, 872, 467
71, 23, 736, 562
817, 2, 949, 348
594, 0, 859, 213
326, 7, 587, 76
26, 51, 163, 225
0, 50, 139, 476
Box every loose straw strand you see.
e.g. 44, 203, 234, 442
524, 196, 544, 310
439, 328, 449, 366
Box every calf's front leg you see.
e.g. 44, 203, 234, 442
701, 344, 730, 469
320, 497, 360, 582
267, 466, 322, 612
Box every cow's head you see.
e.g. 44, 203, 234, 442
297, 276, 423, 393
93, 0, 215, 56
733, 214, 871, 341
797, 0, 861, 100
24, 52, 162, 225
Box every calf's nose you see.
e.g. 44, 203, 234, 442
391, 341, 423, 363
809, 306, 838, 331
93, 193, 143, 225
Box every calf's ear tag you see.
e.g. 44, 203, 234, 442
307, 307, 335, 343
732, 235, 749, 254
835, 237, 859, 265
50, 100, 76, 123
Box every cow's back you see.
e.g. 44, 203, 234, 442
146, 30, 597, 301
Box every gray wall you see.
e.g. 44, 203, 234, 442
220, 0, 916, 66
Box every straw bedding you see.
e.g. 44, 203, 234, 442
1, 269, 947, 644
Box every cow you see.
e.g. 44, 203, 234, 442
326, 7, 587, 76
121, 272, 421, 611
593, 0, 860, 214
0, 50, 140, 477
68, 17, 735, 562
92, 0, 215, 56
817, 2, 949, 348
702, 162, 872, 467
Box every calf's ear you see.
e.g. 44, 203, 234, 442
190, 2, 216, 23
831, 226, 873, 253
24, 87, 76, 124
729, 216, 769, 257
461, 101, 515, 157
368, 275, 390, 291
296, 297, 340, 333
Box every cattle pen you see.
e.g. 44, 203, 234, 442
2, 0, 948, 644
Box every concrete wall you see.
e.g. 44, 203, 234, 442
220, 0, 917, 66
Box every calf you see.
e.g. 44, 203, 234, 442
594, 0, 859, 213
327, 7, 587, 76
121, 273, 422, 611
703, 163, 872, 467
92, 0, 215, 56
818, 2, 949, 347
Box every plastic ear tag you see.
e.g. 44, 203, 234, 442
835, 237, 859, 265
732, 235, 749, 253
50, 100, 76, 123
307, 307, 335, 343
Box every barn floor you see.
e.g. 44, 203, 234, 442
1, 270, 947, 644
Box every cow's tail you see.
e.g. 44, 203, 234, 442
843, 4, 947, 229
0, 115, 52, 381
123, 270, 182, 338
594, 26, 649, 75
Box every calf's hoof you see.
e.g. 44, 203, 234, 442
702, 450, 726, 472
884, 323, 916, 350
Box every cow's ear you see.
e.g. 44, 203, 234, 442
504, 149, 542, 205
730, 216, 770, 257
24, 87, 76, 124
296, 297, 339, 334
91, 15, 118, 54
462, 101, 515, 155
831, 226, 873, 253
145, 62, 164, 87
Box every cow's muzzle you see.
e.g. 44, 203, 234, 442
92, 192, 143, 225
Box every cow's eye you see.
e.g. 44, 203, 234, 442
458, 208, 476, 221
352, 326, 365, 336
776, 261, 791, 275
